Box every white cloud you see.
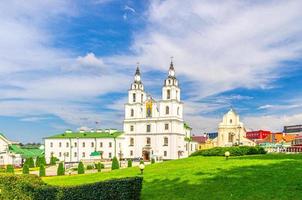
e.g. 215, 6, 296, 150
117, 0, 302, 98
243, 113, 302, 132
2, 0, 302, 137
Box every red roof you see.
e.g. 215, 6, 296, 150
192, 135, 207, 144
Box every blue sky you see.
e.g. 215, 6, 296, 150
1, 0, 302, 143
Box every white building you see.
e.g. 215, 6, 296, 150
0, 133, 43, 166
123, 62, 196, 160
44, 129, 125, 163
215, 109, 255, 147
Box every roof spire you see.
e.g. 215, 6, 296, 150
170, 56, 174, 71
135, 62, 140, 76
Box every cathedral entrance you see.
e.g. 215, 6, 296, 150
142, 147, 151, 161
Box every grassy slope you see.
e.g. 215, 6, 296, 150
43, 154, 302, 200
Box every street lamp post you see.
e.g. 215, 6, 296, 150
139, 163, 145, 175
225, 151, 230, 160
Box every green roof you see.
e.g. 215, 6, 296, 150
9, 145, 44, 158
45, 131, 123, 139
90, 151, 103, 156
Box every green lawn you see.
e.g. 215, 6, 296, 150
43, 154, 302, 200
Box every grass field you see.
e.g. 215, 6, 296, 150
43, 154, 302, 200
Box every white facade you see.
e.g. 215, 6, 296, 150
44, 130, 125, 163
123, 62, 194, 160
0, 134, 22, 166
216, 109, 255, 147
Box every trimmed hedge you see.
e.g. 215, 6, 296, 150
6, 164, 14, 173
57, 162, 65, 176
95, 163, 102, 172
50, 156, 58, 165
111, 157, 120, 170
190, 146, 267, 157
78, 162, 85, 174
23, 164, 30, 174
127, 159, 132, 167
0, 174, 143, 200
39, 164, 46, 177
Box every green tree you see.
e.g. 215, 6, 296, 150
57, 162, 65, 176
151, 158, 155, 164
28, 157, 35, 168
39, 164, 46, 177
96, 162, 102, 172
77, 161, 85, 174
50, 156, 57, 165
40, 156, 46, 166
6, 165, 14, 173
35, 156, 41, 167
111, 157, 119, 170
22, 164, 29, 174
127, 159, 132, 167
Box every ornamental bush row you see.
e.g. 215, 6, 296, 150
0, 174, 143, 200
190, 146, 267, 157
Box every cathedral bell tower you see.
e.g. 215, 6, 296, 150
128, 63, 146, 104
162, 60, 180, 101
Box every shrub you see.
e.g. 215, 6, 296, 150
77, 162, 85, 174
151, 158, 155, 164
6, 165, 14, 173
22, 164, 29, 174
50, 156, 58, 165
39, 164, 46, 177
190, 146, 267, 157
111, 156, 120, 170
86, 164, 94, 170
0, 174, 143, 200
40, 157, 46, 166
57, 162, 65, 176
128, 159, 132, 167
28, 157, 35, 168
140, 160, 144, 164
95, 162, 102, 172
100, 163, 105, 169
36, 156, 41, 167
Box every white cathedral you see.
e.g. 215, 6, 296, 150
43, 61, 197, 163
123, 61, 196, 160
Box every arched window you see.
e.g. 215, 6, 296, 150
131, 109, 134, 117
165, 106, 170, 115
164, 137, 168, 146
167, 89, 171, 99
177, 107, 180, 115
130, 138, 134, 146
133, 93, 136, 102
146, 137, 151, 145
230, 119, 232, 124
